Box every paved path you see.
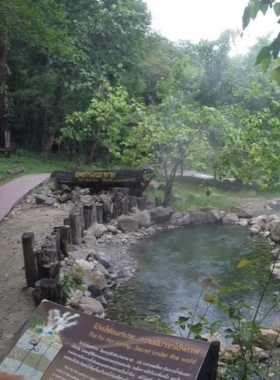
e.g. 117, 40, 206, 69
0, 174, 50, 222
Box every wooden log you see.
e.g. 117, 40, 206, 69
96, 203, 104, 224
69, 206, 83, 245
112, 192, 122, 218
92, 203, 97, 223
83, 204, 93, 230
41, 239, 56, 262
53, 228, 64, 260
137, 197, 145, 211
22, 232, 37, 287
41, 257, 51, 279
63, 217, 72, 244
143, 195, 148, 210
102, 199, 112, 223
64, 217, 70, 226
121, 197, 129, 215
156, 197, 162, 207
40, 278, 61, 303
36, 250, 44, 280
129, 196, 137, 211
59, 225, 70, 257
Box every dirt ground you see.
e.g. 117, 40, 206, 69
0, 195, 278, 356
0, 203, 70, 355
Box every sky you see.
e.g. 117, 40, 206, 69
144, 0, 279, 53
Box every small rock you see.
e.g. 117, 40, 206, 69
97, 295, 107, 307
220, 210, 226, 218
230, 207, 253, 219
149, 206, 171, 223
268, 215, 280, 223
35, 194, 49, 205
272, 248, 280, 259
107, 225, 118, 234
172, 194, 185, 202
177, 214, 191, 226
171, 212, 183, 220
88, 284, 102, 297
79, 297, 104, 315
7, 167, 25, 175
86, 223, 108, 239
223, 213, 239, 224
256, 329, 280, 350
190, 211, 207, 225
26, 287, 34, 297
238, 219, 248, 227
131, 207, 140, 214
60, 193, 71, 203
81, 195, 93, 205
249, 224, 261, 235
83, 291, 91, 297
207, 209, 221, 223
136, 210, 151, 228
61, 184, 71, 192
118, 216, 139, 232
82, 270, 107, 290
95, 263, 110, 278
45, 198, 55, 206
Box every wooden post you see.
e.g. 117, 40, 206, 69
92, 203, 97, 223
129, 196, 137, 211
22, 232, 37, 287
53, 228, 64, 260
59, 225, 70, 257
41, 238, 56, 262
113, 192, 122, 218
40, 278, 61, 303
156, 197, 162, 207
64, 217, 72, 244
102, 199, 112, 223
121, 197, 129, 215
36, 250, 44, 280
96, 203, 104, 224
143, 195, 148, 210
69, 206, 83, 245
41, 257, 51, 279
83, 204, 93, 230
137, 197, 145, 211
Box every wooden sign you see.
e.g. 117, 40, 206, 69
51, 170, 151, 193
0, 301, 219, 380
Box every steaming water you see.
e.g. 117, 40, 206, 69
106, 225, 280, 331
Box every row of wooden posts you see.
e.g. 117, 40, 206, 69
21, 192, 152, 305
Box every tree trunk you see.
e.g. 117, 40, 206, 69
86, 140, 97, 165
163, 177, 173, 207
0, 33, 8, 148
42, 133, 54, 162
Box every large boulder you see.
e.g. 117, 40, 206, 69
223, 213, 239, 224
82, 270, 107, 290
79, 297, 104, 316
249, 215, 267, 228
86, 223, 108, 239
136, 210, 151, 228
149, 206, 171, 223
230, 207, 253, 219
35, 194, 49, 205
255, 329, 280, 350
207, 209, 221, 223
249, 224, 261, 235
268, 214, 280, 223
190, 211, 207, 225
118, 216, 139, 232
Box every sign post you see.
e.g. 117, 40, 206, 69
0, 302, 219, 380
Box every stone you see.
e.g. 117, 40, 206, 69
7, 167, 24, 175
93, 253, 112, 269
87, 223, 108, 239
95, 263, 110, 278
269, 221, 280, 242
171, 212, 183, 220
200, 206, 215, 213
136, 210, 151, 228
268, 215, 280, 223
172, 194, 185, 202
131, 207, 140, 214
222, 213, 239, 224
230, 207, 253, 219
35, 194, 49, 205
60, 193, 71, 203
45, 198, 55, 206
61, 184, 71, 192
190, 211, 207, 225
118, 216, 139, 232
249, 224, 261, 235
71, 190, 81, 203
73, 289, 83, 298
157, 183, 166, 191
82, 270, 107, 290
115, 269, 128, 279
107, 225, 118, 234
88, 284, 102, 297
250, 215, 267, 228
238, 219, 248, 227
48, 179, 59, 191
97, 295, 107, 307
255, 329, 280, 350
79, 297, 104, 315
81, 195, 93, 205
272, 248, 280, 259
26, 287, 34, 297
207, 209, 221, 223
70, 248, 98, 261
220, 210, 226, 218
149, 207, 171, 223
83, 291, 91, 297
177, 214, 191, 226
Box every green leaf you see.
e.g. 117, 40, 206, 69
204, 295, 215, 303
262, 55, 272, 73
237, 259, 250, 268
274, 2, 280, 16
255, 46, 271, 66
239, 330, 254, 349
180, 307, 188, 311
243, 6, 251, 29
210, 321, 221, 336
260, 3, 269, 14
162, 327, 174, 334
177, 316, 190, 324
249, 1, 260, 19
272, 67, 280, 85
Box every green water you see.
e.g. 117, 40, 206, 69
107, 225, 280, 330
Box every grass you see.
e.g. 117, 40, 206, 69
147, 176, 278, 212
0, 150, 99, 185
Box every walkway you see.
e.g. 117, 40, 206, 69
0, 174, 50, 222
